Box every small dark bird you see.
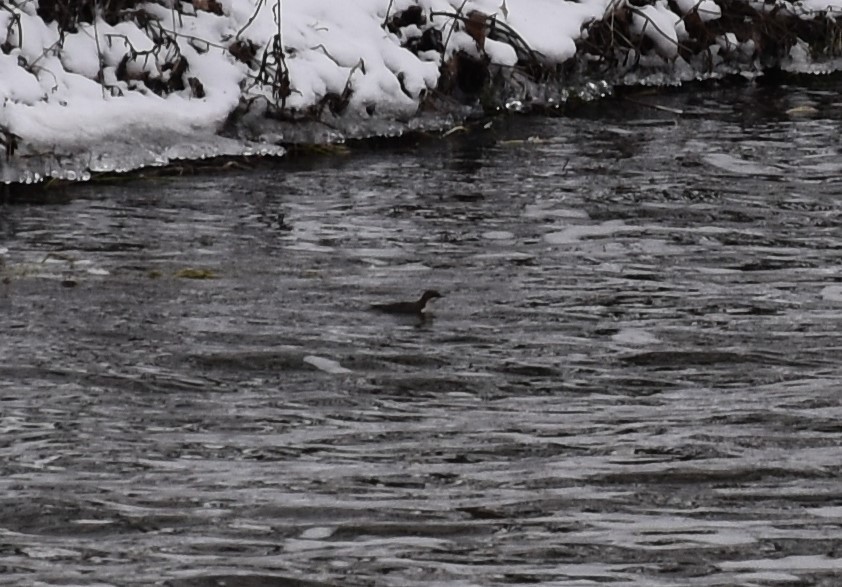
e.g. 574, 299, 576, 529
371, 290, 442, 315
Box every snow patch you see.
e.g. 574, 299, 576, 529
631, 1, 681, 59
675, 0, 722, 20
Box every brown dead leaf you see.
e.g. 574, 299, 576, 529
193, 0, 224, 15
465, 10, 489, 51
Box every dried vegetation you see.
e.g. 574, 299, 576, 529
580, 0, 842, 79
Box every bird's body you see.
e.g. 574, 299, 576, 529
371, 290, 442, 315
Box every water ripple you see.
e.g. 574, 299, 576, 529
1, 84, 842, 585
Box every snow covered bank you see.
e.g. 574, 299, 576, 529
2, 0, 842, 184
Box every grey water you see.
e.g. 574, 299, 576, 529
2, 82, 842, 587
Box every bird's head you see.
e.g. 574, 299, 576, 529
421, 290, 442, 302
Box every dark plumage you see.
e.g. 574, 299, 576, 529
371, 290, 442, 315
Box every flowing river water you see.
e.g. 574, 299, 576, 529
1, 81, 842, 586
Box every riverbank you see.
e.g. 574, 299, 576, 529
2, 0, 842, 185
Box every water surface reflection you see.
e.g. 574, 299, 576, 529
1, 83, 842, 586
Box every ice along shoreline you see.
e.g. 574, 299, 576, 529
2, 0, 842, 185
